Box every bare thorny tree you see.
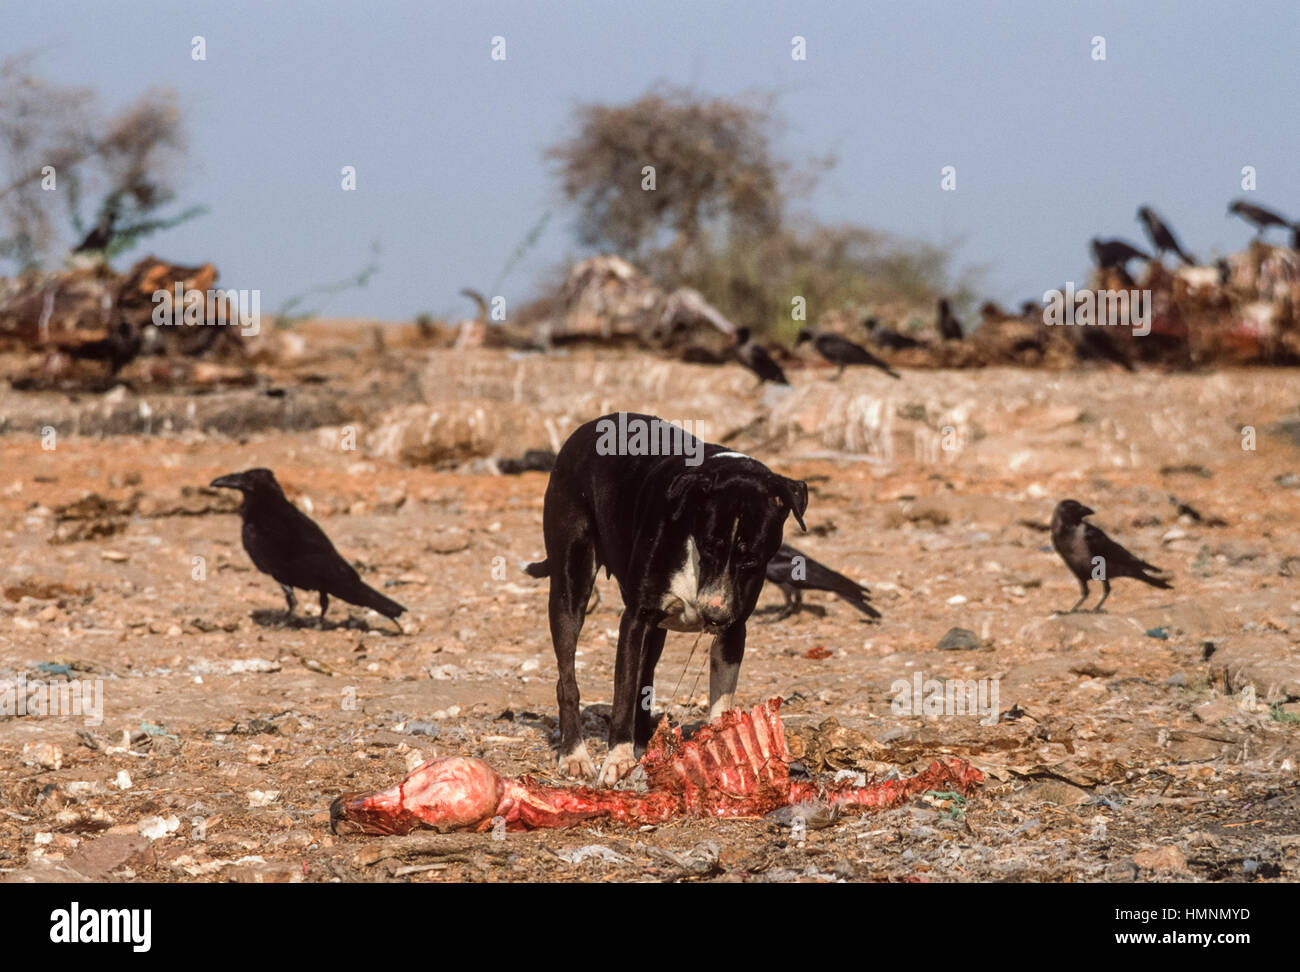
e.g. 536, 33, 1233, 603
0, 52, 204, 272
546, 85, 975, 337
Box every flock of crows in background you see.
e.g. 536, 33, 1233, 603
86, 197, 1280, 629
728, 198, 1300, 387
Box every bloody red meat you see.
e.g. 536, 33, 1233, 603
330, 698, 982, 835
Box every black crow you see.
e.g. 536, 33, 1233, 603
937, 299, 963, 340
210, 468, 406, 625
863, 316, 925, 350
679, 345, 727, 365
72, 206, 118, 254
796, 329, 900, 380
1050, 499, 1171, 613
497, 449, 558, 475
1228, 199, 1292, 238
64, 319, 142, 376
1137, 206, 1196, 265
764, 543, 880, 621
1090, 238, 1151, 272
733, 327, 789, 385
1073, 327, 1135, 372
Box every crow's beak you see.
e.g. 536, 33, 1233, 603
1080, 505, 1095, 517
209, 474, 243, 491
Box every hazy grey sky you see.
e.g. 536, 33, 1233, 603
8, 0, 1299, 321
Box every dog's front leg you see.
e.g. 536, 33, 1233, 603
634, 625, 667, 756
600, 610, 660, 786
708, 623, 747, 720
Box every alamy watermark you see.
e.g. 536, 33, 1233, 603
151, 284, 261, 337
1041, 282, 1151, 337
890, 672, 1000, 726
594, 412, 706, 466
1, 674, 103, 726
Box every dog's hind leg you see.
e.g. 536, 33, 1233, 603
549, 537, 598, 779
600, 612, 661, 786
708, 623, 747, 720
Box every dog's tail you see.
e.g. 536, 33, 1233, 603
521, 559, 550, 578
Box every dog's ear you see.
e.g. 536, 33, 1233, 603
668, 471, 710, 521
775, 476, 808, 531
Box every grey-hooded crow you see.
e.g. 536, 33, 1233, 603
1050, 499, 1171, 613
733, 327, 789, 385
764, 543, 880, 621
210, 468, 405, 625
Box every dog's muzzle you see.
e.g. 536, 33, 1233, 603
699, 604, 733, 630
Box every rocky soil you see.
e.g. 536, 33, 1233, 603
1, 329, 1298, 882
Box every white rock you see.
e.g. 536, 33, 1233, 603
138, 814, 181, 840
247, 790, 280, 808
20, 742, 63, 770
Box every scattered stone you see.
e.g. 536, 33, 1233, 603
1134, 844, 1187, 873
246, 790, 280, 808
227, 861, 304, 883
20, 742, 63, 770
766, 802, 841, 831
935, 627, 980, 651
66, 834, 155, 878
227, 658, 281, 674
555, 845, 632, 866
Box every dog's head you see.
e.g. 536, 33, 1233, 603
663, 456, 807, 632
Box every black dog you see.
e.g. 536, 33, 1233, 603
524, 412, 807, 784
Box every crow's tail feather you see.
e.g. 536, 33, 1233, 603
522, 559, 550, 578
1137, 570, 1173, 590
803, 560, 882, 619
345, 580, 406, 619
837, 589, 883, 619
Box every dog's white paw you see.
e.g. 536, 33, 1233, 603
558, 742, 595, 779
708, 693, 735, 722
597, 742, 637, 786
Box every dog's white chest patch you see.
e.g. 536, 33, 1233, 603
659, 536, 705, 632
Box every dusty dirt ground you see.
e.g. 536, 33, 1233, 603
1, 333, 1298, 883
